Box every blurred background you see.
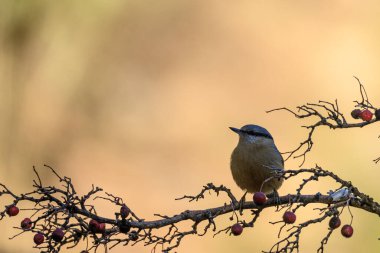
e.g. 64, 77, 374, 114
1, 1, 380, 252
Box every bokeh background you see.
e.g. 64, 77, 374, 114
1, 1, 380, 252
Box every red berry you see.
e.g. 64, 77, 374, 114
97, 223, 106, 234
89, 219, 99, 233
52, 228, 64, 242
360, 109, 373, 122
341, 224, 353, 238
351, 109, 362, 119
21, 218, 32, 229
283, 211, 296, 224
6, 205, 19, 217
253, 192, 267, 205
328, 216, 341, 229
375, 109, 380, 120
89, 219, 106, 233
120, 205, 130, 219
34, 233, 44, 245
231, 223, 243, 236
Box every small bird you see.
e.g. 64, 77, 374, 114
230, 124, 284, 195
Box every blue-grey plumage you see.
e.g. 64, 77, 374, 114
230, 125, 284, 194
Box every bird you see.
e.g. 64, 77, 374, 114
230, 124, 284, 195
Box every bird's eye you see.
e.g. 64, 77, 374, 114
244, 130, 273, 140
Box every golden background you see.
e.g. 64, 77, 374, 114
1, 1, 379, 252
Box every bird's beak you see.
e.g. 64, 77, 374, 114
229, 127, 242, 134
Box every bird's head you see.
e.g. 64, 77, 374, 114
229, 124, 274, 145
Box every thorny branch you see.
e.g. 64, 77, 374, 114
267, 77, 379, 166
1, 165, 379, 253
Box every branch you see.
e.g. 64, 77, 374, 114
1, 165, 379, 252
267, 77, 379, 166
2, 77, 379, 252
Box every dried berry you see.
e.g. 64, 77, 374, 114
6, 205, 19, 217
328, 216, 341, 229
283, 211, 296, 224
341, 224, 353, 238
253, 192, 267, 205
34, 233, 44, 245
119, 220, 131, 233
52, 228, 64, 242
360, 109, 373, 122
89, 219, 99, 233
97, 223, 106, 234
21, 218, 32, 229
375, 109, 380, 120
351, 109, 362, 119
231, 223, 243, 236
120, 205, 130, 219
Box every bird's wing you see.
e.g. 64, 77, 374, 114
275, 145, 285, 168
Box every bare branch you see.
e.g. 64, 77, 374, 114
267, 77, 379, 166
1, 77, 379, 252
0, 165, 378, 252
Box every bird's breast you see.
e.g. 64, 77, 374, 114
230, 142, 284, 193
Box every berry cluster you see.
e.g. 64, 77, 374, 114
328, 216, 353, 238
230, 192, 269, 236
89, 219, 106, 234
351, 108, 380, 122
4, 204, 138, 246
230, 193, 354, 239
2, 164, 375, 252
5, 205, 67, 245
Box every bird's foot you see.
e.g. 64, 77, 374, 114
267, 189, 281, 210
238, 191, 248, 215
